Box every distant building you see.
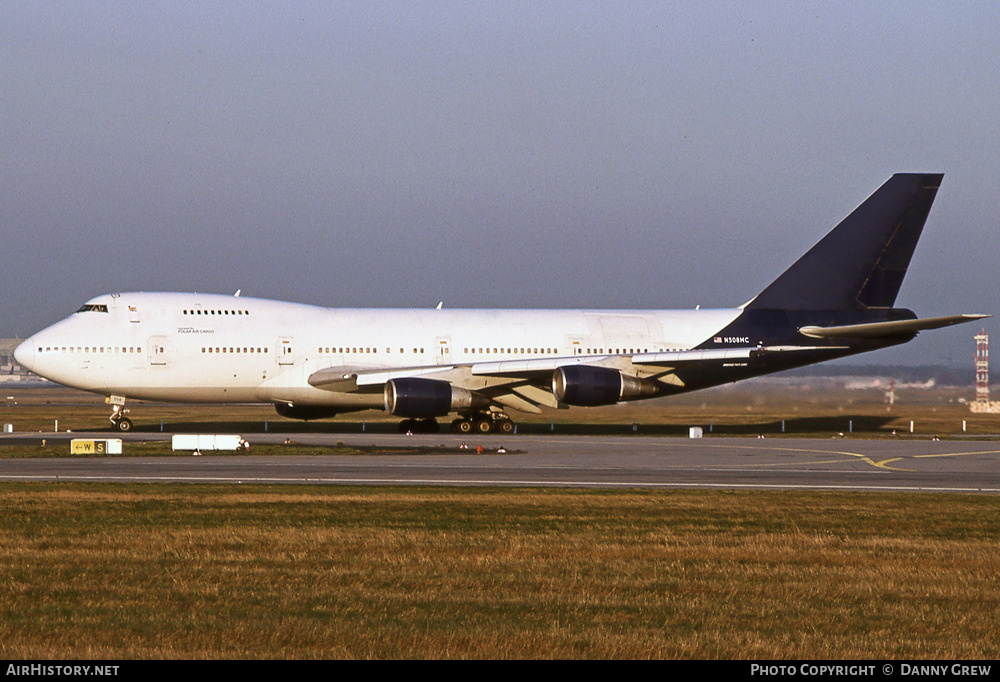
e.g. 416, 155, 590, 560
0, 339, 19, 370
0, 339, 41, 382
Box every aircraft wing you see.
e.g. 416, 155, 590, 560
307, 355, 611, 390
308, 348, 813, 388
306, 362, 560, 413
469, 346, 841, 376
308, 364, 457, 391
305, 344, 849, 414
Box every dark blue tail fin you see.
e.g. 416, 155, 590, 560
747, 173, 943, 311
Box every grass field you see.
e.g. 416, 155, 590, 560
2, 382, 999, 659
0, 483, 998, 659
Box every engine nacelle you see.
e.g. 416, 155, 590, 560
384, 378, 489, 418
273, 402, 338, 421
552, 366, 659, 406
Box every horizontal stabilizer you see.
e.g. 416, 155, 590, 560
798, 314, 989, 339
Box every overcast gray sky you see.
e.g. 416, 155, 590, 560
3, 1, 998, 366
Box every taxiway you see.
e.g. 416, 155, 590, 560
2, 433, 999, 493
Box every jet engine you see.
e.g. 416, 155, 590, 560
551, 366, 659, 406
384, 378, 489, 418
273, 402, 339, 421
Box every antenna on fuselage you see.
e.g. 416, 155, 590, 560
234, 289, 241, 297
436, 301, 443, 310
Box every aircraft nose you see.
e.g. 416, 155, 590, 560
13, 337, 35, 372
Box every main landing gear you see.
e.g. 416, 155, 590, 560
397, 412, 516, 435
450, 411, 515, 435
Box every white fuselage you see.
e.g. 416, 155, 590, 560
15, 292, 739, 411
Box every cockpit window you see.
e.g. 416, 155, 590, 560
76, 304, 109, 313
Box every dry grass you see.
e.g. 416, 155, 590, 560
0, 484, 997, 659
3, 384, 999, 659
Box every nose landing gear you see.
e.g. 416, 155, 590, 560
110, 407, 133, 432
106, 396, 133, 432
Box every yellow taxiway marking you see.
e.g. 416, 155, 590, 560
669, 442, 913, 471
912, 448, 1000, 459
672, 442, 1000, 472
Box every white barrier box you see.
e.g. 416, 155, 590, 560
171, 434, 243, 451
688, 427, 703, 439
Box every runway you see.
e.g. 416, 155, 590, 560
2, 432, 1000, 492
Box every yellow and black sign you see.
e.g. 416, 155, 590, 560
71, 440, 105, 454
70, 439, 122, 455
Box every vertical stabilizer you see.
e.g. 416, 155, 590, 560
747, 173, 943, 310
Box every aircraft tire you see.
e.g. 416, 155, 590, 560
475, 418, 493, 434
497, 419, 515, 435
116, 418, 133, 433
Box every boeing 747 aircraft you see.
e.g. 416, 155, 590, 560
15, 174, 987, 433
